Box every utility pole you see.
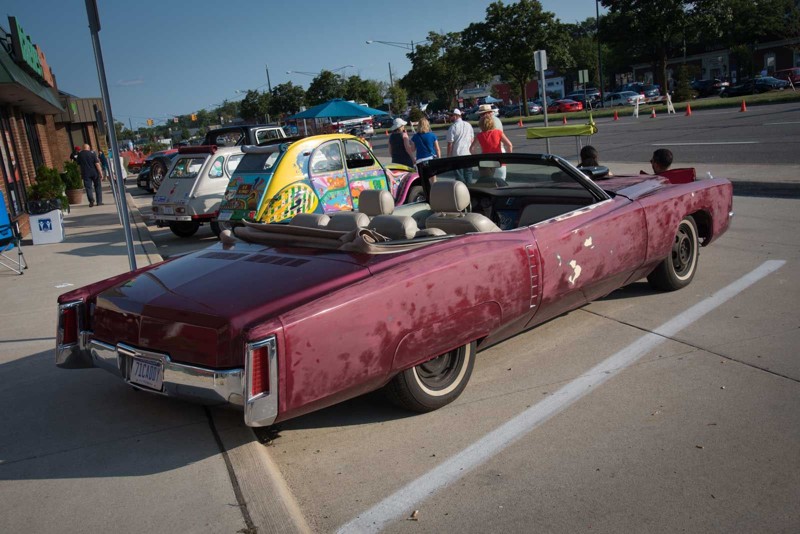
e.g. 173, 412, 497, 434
266, 65, 272, 93
596, 0, 604, 102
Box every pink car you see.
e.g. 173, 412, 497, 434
56, 153, 733, 427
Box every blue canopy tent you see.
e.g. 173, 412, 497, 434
288, 99, 388, 120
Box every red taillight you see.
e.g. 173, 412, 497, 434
61, 306, 78, 345
249, 345, 270, 398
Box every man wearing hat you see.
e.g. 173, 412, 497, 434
446, 108, 475, 184
388, 117, 415, 167
478, 104, 503, 131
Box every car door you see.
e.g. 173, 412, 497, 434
342, 139, 389, 211
309, 140, 352, 212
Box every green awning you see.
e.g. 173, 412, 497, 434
0, 50, 63, 114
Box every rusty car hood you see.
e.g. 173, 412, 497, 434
91, 242, 371, 367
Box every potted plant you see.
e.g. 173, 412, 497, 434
62, 161, 84, 205
27, 165, 68, 214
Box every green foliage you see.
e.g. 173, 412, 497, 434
343, 76, 384, 108
466, 0, 571, 114
408, 107, 425, 122
306, 71, 345, 105
401, 31, 486, 109
386, 85, 408, 114
240, 90, 272, 123
28, 165, 68, 208
673, 65, 693, 102
62, 161, 82, 190
269, 82, 306, 118
730, 45, 755, 79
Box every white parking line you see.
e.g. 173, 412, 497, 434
652, 141, 759, 146
763, 121, 800, 126
338, 260, 786, 534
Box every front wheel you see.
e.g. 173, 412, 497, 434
384, 341, 476, 413
168, 221, 200, 238
647, 215, 699, 291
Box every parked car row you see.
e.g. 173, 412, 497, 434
720, 76, 791, 97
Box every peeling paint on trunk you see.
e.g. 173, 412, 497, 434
568, 260, 582, 284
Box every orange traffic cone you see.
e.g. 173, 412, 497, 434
685, 104, 692, 116
740, 100, 747, 112
517, 118, 524, 127
562, 115, 567, 125
613, 110, 619, 121
650, 109, 657, 118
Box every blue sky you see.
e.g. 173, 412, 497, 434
4, 0, 601, 129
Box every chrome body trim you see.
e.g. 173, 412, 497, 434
244, 336, 279, 427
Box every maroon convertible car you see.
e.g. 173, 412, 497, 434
56, 153, 733, 427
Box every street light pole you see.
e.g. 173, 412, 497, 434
596, 0, 605, 102
265, 65, 272, 93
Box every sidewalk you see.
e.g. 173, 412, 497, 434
0, 189, 306, 533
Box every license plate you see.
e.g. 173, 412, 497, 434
130, 357, 164, 390
162, 206, 174, 215
217, 211, 232, 221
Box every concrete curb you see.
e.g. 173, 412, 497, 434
125, 191, 163, 264
211, 410, 313, 534
731, 181, 800, 199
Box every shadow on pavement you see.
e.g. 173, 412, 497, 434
0, 348, 224, 480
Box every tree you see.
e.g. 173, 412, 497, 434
401, 31, 485, 109
601, 0, 694, 90
467, 1, 571, 114
386, 85, 408, 114
305, 71, 345, 105
269, 82, 306, 118
342, 76, 384, 108
239, 90, 271, 123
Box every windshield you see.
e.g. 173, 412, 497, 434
168, 156, 207, 179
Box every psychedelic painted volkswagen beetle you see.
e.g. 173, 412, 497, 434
215, 134, 422, 229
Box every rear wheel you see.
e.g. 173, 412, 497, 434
384, 341, 475, 413
407, 185, 426, 203
647, 215, 699, 291
150, 160, 167, 191
168, 221, 200, 238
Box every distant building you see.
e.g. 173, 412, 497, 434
1, 16, 105, 235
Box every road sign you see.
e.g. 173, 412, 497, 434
578, 69, 589, 84
534, 50, 547, 72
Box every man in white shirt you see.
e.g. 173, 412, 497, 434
446, 108, 474, 156
446, 108, 475, 183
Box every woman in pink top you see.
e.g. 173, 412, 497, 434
470, 113, 513, 179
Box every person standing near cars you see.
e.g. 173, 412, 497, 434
410, 117, 441, 164
77, 144, 104, 207
388, 118, 415, 167
447, 108, 474, 183
470, 112, 513, 179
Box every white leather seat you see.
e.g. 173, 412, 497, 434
327, 211, 370, 231
358, 189, 394, 217
425, 181, 501, 235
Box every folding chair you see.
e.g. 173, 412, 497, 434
0, 190, 27, 275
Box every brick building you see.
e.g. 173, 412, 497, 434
1, 16, 105, 236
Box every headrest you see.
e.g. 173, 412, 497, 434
358, 189, 394, 216
289, 213, 330, 228
368, 215, 419, 240
327, 211, 370, 231
429, 181, 470, 212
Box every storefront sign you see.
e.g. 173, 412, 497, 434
8, 16, 55, 88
